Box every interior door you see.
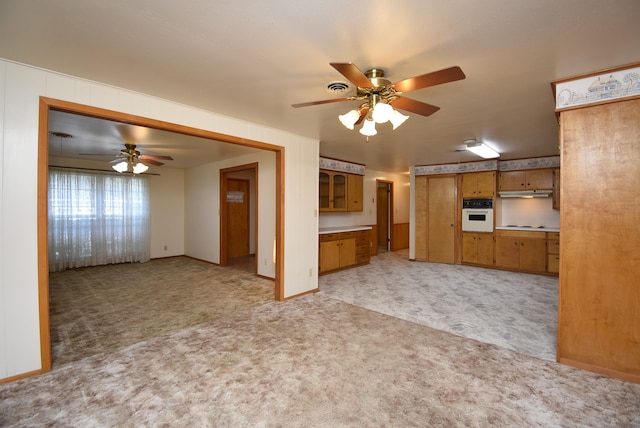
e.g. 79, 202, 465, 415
226, 178, 250, 258
428, 176, 455, 264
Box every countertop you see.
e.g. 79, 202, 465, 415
319, 226, 372, 234
496, 226, 560, 233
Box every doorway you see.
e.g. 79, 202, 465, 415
38, 97, 285, 373
376, 180, 393, 253
428, 176, 456, 264
220, 164, 258, 273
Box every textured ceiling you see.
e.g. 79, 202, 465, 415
1, 0, 639, 173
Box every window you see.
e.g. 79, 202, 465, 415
48, 168, 150, 272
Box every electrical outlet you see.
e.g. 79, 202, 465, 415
164, 245, 167, 251
308, 268, 312, 277
264, 258, 267, 266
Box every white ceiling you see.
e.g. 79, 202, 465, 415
1, 0, 639, 173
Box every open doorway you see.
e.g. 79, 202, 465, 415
376, 180, 394, 253
220, 164, 258, 273
38, 97, 285, 373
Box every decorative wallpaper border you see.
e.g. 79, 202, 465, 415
553, 63, 640, 110
498, 156, 560, 171
319, 157, 366, 175
414, 160, 498, 176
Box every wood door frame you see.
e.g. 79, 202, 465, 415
220, 164, 258, 267
37, 97, 285, 374
376, 180, 394, 251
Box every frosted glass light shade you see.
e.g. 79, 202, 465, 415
466, 142, 499, 158
112, 161, 129, 173
389, 110, 409, 129
372, 102, 393, 123
359, 119, 377, 136
132, 162, 149, 174
338, 109, 360, 129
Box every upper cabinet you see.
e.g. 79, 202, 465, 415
319, 169, 363, 212
462, 171, 496, 197
499, 168, 554, 191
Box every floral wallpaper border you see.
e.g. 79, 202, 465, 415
319, 157, 366, 175
414, 160, 498, 176
498, 156, 560, 171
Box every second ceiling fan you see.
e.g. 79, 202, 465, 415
292, 62, 466, 135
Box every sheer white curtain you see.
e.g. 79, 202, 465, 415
48, 168, 151, 272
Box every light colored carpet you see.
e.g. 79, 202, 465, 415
49, 256, 273, 366
1, 294, 638, 427
320, 249, 558, 361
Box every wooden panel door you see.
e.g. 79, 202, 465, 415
476, 233, 494, 266
428, 176, 455, 264
414, 176, 428, 261
226, 178, 250, 258
495, 235, 520, 269
476, 171, 496, 196
518, 238, 546, 272
319, 240, 340, 273
347, 174, 363, 211
339, 238, 356, 267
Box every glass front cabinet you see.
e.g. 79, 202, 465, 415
319, 170, 348, 211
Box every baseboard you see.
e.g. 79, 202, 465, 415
0, 369, 42, 385
558, 357, 640, 384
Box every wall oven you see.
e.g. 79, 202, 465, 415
462, 198, 494, 232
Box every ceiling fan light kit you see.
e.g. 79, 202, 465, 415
293, 62, 466, 140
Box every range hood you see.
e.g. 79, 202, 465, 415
499, 190, 552, 198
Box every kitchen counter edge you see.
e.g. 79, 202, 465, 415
496, 226, 560, 233
319, 226, 373, 234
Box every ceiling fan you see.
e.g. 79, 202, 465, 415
292, 62, 466, 135
81, 143, 173, 174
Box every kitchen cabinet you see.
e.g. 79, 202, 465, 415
319, 169, 364, 212
347, 173, 363, 211
319, 230, 370, 274
547, 232, 559, 274
462, 171, 496, 197
462, 232, 494, 266
495, 230, 546, 273
552, 168, 561, 210
499, 169, 554, 191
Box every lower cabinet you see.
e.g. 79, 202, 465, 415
462, 232, 494, 266
495, 230, 547, 273
319, 230, 371, 274
547, 232, 560, 274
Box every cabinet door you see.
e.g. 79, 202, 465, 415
347, 174, 363, 211
526, 169, 553, 190
499, 171, 526, 191
495, 236, 520, 269
319, 240, 341, 272
332, 173, 348, 210
339, 238, 356, 267
462, 233, 478, 263
462, 173, 478, 197
476, 233, 494, 265
519, 238, 546, 272
552, 168, 561, 210
319, 171, 331, 209
476, 171, 496, 197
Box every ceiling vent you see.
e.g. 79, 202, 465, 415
325, 81, 351, 95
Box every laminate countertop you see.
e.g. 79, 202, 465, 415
496, 226, 560, 233
319, 226, 372, 235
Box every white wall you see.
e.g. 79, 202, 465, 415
185, 150, 277, 278
495, 197, 560, 228
0, 59, 319, 380
318, 168, 410, 228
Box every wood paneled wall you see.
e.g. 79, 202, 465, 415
558, 97, 640, 383
391, 223, 409, 251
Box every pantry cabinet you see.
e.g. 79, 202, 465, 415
319, 169, 364, 212
462, 171, 496, 197
495, 230, 546, 273
462, 232, 494, 266
499, 169, 554, 191
319, 230, 370, 274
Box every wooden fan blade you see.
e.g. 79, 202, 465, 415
354, 106, 370, 126
292, 97, 350, 108
390, 97, 441, 116
141, 159, 164, 166
330, 63, 374, 88
139, 154, 173, 161
393, 66, 466, 93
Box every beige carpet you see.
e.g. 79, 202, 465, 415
1, 294, 639, 426
49, 255, 272, 366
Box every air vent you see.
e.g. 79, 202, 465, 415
325, 81, 351, 95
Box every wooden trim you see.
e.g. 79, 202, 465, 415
558, 357, 640, 384
37, 97, 286, 379
0, 369, 43, 385
283, 288, 319, 301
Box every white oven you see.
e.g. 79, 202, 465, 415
462, 198, 494, 232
